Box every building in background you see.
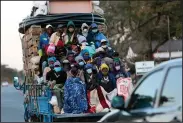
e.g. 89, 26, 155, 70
152, 39, 182, 62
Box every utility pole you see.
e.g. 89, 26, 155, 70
167, 15, 171, 60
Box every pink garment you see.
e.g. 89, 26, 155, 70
47, 43, 55, 54
116, 77, 134, 101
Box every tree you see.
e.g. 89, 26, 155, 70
100, 0, 182, 63
1, 64, 24, 83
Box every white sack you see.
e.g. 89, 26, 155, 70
30, 56, 41, 65
49, 95, 58, 106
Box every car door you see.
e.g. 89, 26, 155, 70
144, 65, 182, 122
115, 69, 166, 122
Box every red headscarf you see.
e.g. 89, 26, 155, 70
57, 40, 64, 47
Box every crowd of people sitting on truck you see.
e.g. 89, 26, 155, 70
36, 21, 133, 114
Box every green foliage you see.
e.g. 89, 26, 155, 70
100, 0, 182, 58
1, 64, 24, 83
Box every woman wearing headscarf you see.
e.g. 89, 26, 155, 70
43, 56, 57, 82
87, 23, 108, 49
64, 21, 78, 49
84, 64, 111, 113
80, 49, 92, 64
63, 64, 88, 114
78, 23, 89, 38
97, 63, 116, 93
75, 55, 86, 70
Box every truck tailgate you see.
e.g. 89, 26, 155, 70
53, 112, 107, 122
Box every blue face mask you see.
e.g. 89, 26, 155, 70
54, 67, 62, 72
83, 55, 90, 60
49, 64, 54, 68
86, 69, 92, 74
79, 61, 85, 66
92, 29, 98, 33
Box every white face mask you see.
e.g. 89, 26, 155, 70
115, 66, 121, 70
102, 45, 107, 49
83, 29, 88, 33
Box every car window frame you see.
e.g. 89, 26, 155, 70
125, 68, 165, 110
157, 65, 182, 107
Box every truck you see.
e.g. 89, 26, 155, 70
13, 1, 108, 122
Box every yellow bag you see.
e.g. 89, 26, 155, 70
38, 49, 43, 56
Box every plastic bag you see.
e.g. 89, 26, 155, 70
49, 95, 58, 106
30, 56, 41, 65
92, 1, 100, 6
93, 5, 104, 15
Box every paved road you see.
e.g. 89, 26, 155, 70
1, 85, 24, 122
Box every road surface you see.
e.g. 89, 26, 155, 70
1, 85, 24, 122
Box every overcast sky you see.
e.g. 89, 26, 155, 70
1, 1, 33, 70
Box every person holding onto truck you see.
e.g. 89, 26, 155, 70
38, 24, 53, 57
86, 23, 108, 49
64, 21, 78, 49
49, 24, 65, 46
63, 64, 88, 114
46, 61, 67, 109
43, 56, 57, 82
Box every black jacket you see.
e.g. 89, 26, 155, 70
46, 69, 67, 85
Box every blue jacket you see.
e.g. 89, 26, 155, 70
38, 32, 50, 50
63, 77, 88, 114
87, 31, 108, 48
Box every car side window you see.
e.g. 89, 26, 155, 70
127, 70, 163, 110
159, 66, 182, 107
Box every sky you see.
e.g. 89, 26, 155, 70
1, 1, 33, 70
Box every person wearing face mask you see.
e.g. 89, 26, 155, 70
78, 23, 89, 38
75, 55, 86, 70
83, 64, 98, 89
97, 39, 114, 58
64, 21, 78, 49
46, 61, 67, 110
86, 23, 108, 49
63, 65, 88, 114
66, 51, 76, 64
50, 24, 65, 45
80, 49, 92, 64
43, 57, 56, 82
113, 58, 129, 79
97, 63, 116, 93
38, 24, 54, 57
